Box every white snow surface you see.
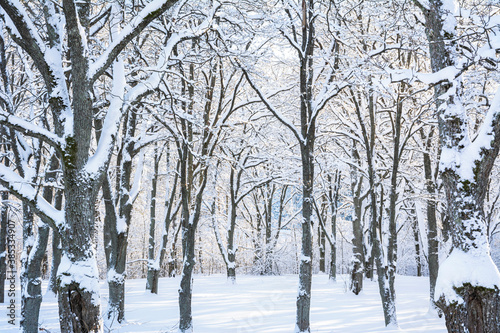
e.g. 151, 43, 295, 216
1, 274, 446, 332
435, 249, 500, 304
57, 254, 101, 304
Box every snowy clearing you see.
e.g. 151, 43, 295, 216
2, 274, 445, 332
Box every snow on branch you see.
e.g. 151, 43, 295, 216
310, 79, 349, 127
388, 66, 462, 88
239, 63, 305, 144
85, 59, 125, 175
450, 85, 500, 181
90, 0, 220, 83
0, 0, 53, 86
235, 177, 275, 205
0, 111, 63, 149
435, 249, 500, 304
122, 8, 217, 111
0, 164, 64, 230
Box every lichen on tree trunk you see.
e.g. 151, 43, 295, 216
438, 284, 500, 333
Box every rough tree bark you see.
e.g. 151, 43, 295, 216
0, 1, 182, 331
21, 155, 60, 332
420, 128, 440, 308
350, 143, 365, 294
146, 147, 161, 291
416, 0, 500, 330
295, 2, 316, 331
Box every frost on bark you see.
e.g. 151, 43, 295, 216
0, 0, 182, 331
295, 1, 316, 331
416, 0, 500, 330
21, 155, 60, 332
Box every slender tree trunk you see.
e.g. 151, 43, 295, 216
382, 87, 405, 326
318, 225, 326, 273
178, 168, 208, 332
48, 190, 64, 295
296, 2, 316, 331
252, 192, 264, 273
350, 165, 364, 293
147, 156, 179, 293
21, 154, 60, 332
226, 196, 237, 283
21, 224, 49, 332
411, 212, 422, 276
328, 173, 340, 281
264, 186, 274, 275
421, 128, 439, 307
20, 203, 35, 330
351, 80, 397, 325
49, 229, 62, 294
168, 240, 178, 277
179, 223, 196, 332
296, 144, 314, 332
146, 148, 160, 291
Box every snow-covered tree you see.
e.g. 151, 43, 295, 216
0, 0, 190, 330
414, 0, 500, 329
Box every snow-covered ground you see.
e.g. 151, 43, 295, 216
2, 274, 445, 332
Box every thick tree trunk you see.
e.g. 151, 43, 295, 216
57, 178, 101, 333
438, 283, 500, 333
420, 0, 500, 330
